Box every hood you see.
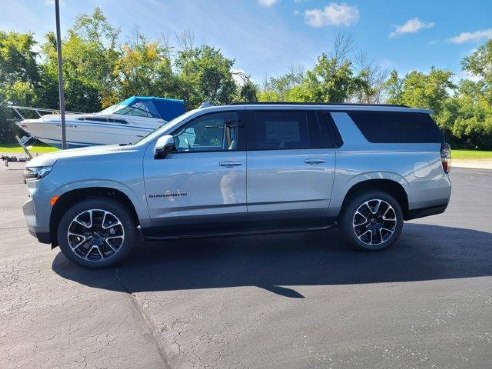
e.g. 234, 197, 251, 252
27, 144, 139, 167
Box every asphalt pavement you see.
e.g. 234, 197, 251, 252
0, 161, 491, 369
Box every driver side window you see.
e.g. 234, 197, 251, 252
173, 111, 239, 152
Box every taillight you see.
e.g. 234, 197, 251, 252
441, 143, 451, 173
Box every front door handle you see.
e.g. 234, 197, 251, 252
219, 161, 243, 168
304, 159, 325, 165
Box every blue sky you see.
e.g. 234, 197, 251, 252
1, 0, 491, 83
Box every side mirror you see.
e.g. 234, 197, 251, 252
154, 135, 176, 159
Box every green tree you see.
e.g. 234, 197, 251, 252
401, 68, 454, 115
176, 45, 237, 108
452, 40, 492, 148
352, 53, 387, 103
0, 31, 41, 143
440, 46, 492, 149
383, 70, 404, 105
0, 31, 40, 89
261, 67, 304, 101
40, 7, 120, 111
257, 89, 281, 102
444, 93, 492, 149
384, 68, 454, 114
112, 32, 180, 104
462, 39, 492, 96
383, 67, 456, 143
302, 53, 367, 102
238, 78, 258, 102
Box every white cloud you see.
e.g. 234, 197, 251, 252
448, 29, 492, 44
257, 0, 279, 8
452, 69, 482, 85
30, 45, 42, 54
389, 18, 435, 38
304, 3, 359, 27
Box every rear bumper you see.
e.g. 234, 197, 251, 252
405, 203, 448, 221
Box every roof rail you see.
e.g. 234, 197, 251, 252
228, 102, 409, 108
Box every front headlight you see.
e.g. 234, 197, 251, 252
24, 166, 53, 180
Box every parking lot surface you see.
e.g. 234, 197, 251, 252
0, 162, 491, 369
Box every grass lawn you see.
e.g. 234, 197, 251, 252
452, 149, 492, 160
0, 143, 58, 154
1, 143, 491, 160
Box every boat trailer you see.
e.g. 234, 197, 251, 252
1, 104, 78, 167
1, 135, 34, 167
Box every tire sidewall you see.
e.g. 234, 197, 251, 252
57, 198, 136, 268
340, 191, 404, 251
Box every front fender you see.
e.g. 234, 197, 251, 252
51, 179, 150, 228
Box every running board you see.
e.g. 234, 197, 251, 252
144, 223, 338, 241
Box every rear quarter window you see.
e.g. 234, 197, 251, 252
348, 111, 444, 143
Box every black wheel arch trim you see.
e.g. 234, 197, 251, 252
49, 187, 140, 246
340, 179, 409, 218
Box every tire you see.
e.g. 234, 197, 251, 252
339, 190, 404, 251
57, 197, 136, 268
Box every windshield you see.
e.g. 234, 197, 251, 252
98, 101, 162, 118
99, 104, 120, 114
132, 109, 200, 146
116, 105, 161, 118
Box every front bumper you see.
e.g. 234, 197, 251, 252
23, 197, 51, 244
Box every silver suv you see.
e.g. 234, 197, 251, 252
22, 103, 452, 268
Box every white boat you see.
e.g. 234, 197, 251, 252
13, 96, 185, 148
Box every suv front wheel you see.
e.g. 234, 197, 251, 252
340, 191, 403, 251
57, 198, 136, 268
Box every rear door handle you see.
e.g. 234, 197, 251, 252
219, 161, 243, 168
304, 159, 325, 165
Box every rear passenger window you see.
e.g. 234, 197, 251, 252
348, 111, 444, 143
251, 111, 329, 150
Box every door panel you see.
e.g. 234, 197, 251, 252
246, 110, 336, 224
144, 151, 246, 221
143, 111, 247, 233
247, 149, 335, 220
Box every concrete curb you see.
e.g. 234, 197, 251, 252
452, 159, 492, 170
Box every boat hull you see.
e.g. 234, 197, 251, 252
16, 115, 164, 148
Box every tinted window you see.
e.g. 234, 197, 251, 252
348, 111, 444, 143
320, 111, 343, 148
251, 111, 319, 150
173, 111, 239, 152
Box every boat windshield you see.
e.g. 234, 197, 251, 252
133, 109, 199, 146
99, 101, 161, 118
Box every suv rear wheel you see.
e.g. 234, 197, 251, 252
57, 198, 136, 268
340, 191, 403, 251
